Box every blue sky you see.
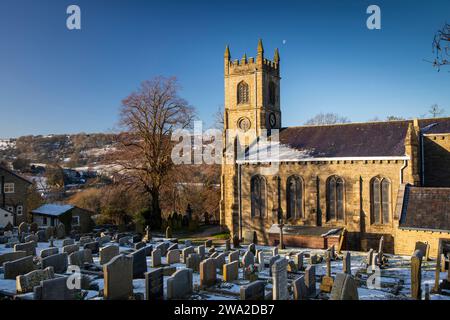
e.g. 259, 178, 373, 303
0, 0, 449, 138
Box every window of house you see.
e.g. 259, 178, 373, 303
286, 175, 303, 219
251, 175, 266, 218
326, 176, 345, 221
371, 177, 390, 224
6, 206, 14, 213
16, 205, 23, 215
4, 183, 14, 193
72, 216, 80, 226
237, 81, 249, 104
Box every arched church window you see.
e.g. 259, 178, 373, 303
251, 175, 266, 218
326, 176, 345, 221
371, 177, 390, 224
269, 82, 276, 105
237, 81, 249, 104
286, 175, 303, 219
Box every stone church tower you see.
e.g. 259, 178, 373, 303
220, 39, 281, 238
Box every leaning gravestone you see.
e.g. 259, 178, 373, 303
16, 267, 55, 294
103, 254, 133, 300
99, 245, 120, 265
41, 252, 68, 273
145, 268, 163, 300
14, 241, 37, 256
200, 258, 217, 287
167, 249, 181, 264
186, 253, 200, 272
293, 275, 307, 300
33, 276, 80, 300
167, 268, 193, 299
56, 223, 65, 239
272, 258, 289, 300
330, 273, 359, 300
129, 247, 147, 278
223, 260, 239, 282
0, 251, 27, 266
4, 256, 35, 279
240, 280, 265, 300
40, 247, 59, 259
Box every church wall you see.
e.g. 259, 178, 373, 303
394, 228, 450, 258
423, 134, 450, 187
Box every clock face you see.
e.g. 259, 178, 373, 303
238, 117, 251, 132
269, 113, 276, 127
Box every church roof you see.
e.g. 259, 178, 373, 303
399, 186, 450, 232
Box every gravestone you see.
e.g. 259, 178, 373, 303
377, 236, 384, 262
16, 267, 55, 294
414, 241, 428, 258
167, 249, 180, 264
232, 233, 240, 248
287, 260, 297, 273
44, 226, 54, 241
84, 241, 100, 254
320, 251, 334, 293
79, 236, 93, 246
25, 234, 39, 243
145, 268, 163, 300
103, 254, 133, 300
205, 239, 212, 247
184, 240, 192, 247
411, 249, 423, 300
62, 239, 75, 247
68, 249, 93, 267
223, 260, 239, 282
196, 245, 205, 259
257, 251, 265, 272
4, 256, 35, 279
248, 243, 256, 255
118, 236, 132, 246
240, 280, 265, 300
225, 239, 231, 252
62, 244, 79, 255
210, 251, 219, 259
163, 266, 177, 276
14, 241, 37, 256
294, 252, 304, 271
367, 249, 374, 267
56, 223, 65, 239
41, 252, 68, 273
100, 245, 120, 265
98, 235, 112, 245
143, 225, 152, 242
168, 243, 178, 251
33, 276, 80, 300
343, 251, 351, 275
0, 251, 27, 266
310, 254, 319, 264
229, 250, 240, 263
208, 246, 216, 255
186, 253, 200, 272
40, 247, 59, 259
151, 248, 162, 267
272, 247, 278, 256
272, 258, 289, 300
242, 251, 255, 268
214, 253, 226, 271
166, 226, 172, 239
29, 222, 38, 233
200, 258, 217, 287
330, 273, 359, 300
305, 265, 317, 297
167, 268, 193, 299
36, 230, 46, 242
293, 275, 307, 300
155, 242, 169, 256
18, 222, 29, 235
182, 246, 195, 263
129, 247, 148, 278
269, 254, 280, 276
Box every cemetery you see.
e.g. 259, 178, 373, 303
1, 222, 450, 301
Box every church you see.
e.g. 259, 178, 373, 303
220, 40, 450, 258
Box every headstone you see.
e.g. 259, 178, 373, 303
41, 252, 68, 273
14, 241, 37, 256
167, 249, 180, 264
210, 251, 219, 259
411, 249, 423, 300
98, 235, 112, 245
79, 236, 93, 246
223, 260, 239, 282
40, 247, 59, 259
425, 242, 431, 261
287, 260, 297, 273
4, 256, 35, 279
305, 266, 317, 297
44, 226, 54, 241
366, 249, 374, 267
229, 250, 240, 263
56, 223, 65, 239
257, 251, 265, 272
414, 241, 428, 258
18, 222, 29, 235
215, 253, 226, 271
25, 234, 39, 243
272, 247, 278, 256
240, 280, 265, 300
167, 268, 193, 299
294, 252, 304, 271
162, 266, 177, 276
151, 248, 162, 267
0, 251, 27, 266
232, 233, 240, 248
36, 230, 46, 242
205, 239, 212, 248
168, 243, 178, 251
145, 268, 163, 300
103, 254, 133, 300
184, 240, 192, 247
272, 258, 289, 300
16, 267, 55, 294
293, 275, 307, 300
196, 245, 205, 259
310, 254, 319, 264
143, 225, 152, 242
242, 251, 255, 268
62, 238, 75, 247
343, 251, 352, 275
182, 246, 195, 263
68, 249, 93, 267
118, 236, 132, 246
200, 258, 217, 287
186, 253, 200, 272
208, 245, 216, 255
129, 247, 148, 278
248, 243, 256, 255
84, 241, 100, 254
424, 284, 430, 300
269, 254, 280, 276
29, 222, 38, 234
320, 251, 334, 293
225, 239, 231, 252
377, 236, 384, 262
330, 273, 359, 300
100, 245, 120, 265
62, 244, 79, 255
166, 226, 172, 239
154, 242, 169, 256
33, 276, 80, 300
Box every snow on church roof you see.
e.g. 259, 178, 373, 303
31, 204, 74, 216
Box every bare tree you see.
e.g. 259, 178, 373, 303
305, 113, 350, 126
213, 105, 224, 130
432, 23, 450, 71
116, 76, 195, 228
428, 104, 445, 118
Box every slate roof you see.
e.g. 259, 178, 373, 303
0, 166, 32, 184
31, 204, 74, 217
400, 186, 450, 232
